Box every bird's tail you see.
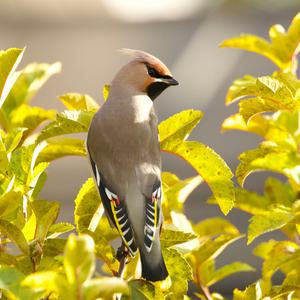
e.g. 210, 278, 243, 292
139, 243, 168, 281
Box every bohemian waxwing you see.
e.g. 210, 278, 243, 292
86, 49, 178, 281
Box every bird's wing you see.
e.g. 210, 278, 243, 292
88, 153, 138, 257
143, 181, 162, 253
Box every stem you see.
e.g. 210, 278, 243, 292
117, 243, 127, 278
195, 257, 213, 300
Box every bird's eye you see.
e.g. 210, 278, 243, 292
146, 65, 159, 78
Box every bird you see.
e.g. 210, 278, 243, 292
86, 49, 178, 281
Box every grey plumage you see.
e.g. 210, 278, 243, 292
87, 49, 178, 281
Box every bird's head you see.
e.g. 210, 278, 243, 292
113, 49, 179, 101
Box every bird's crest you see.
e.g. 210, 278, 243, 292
119, 48, 171, 76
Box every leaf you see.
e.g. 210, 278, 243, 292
248, 206, 294, 244
236, 143, 300, 186
22, 270, 68, 298
0, 267, 39, 300
0, 220, 29, 255
59, 93, 99, 111
204, 262, 255, 287
64, 234, 95, 286
160, 227, 197, 248
43, 238, 66, 256
193, 217, 239, 238
222, 113, 269, 137
74, 178, 118, 241
159, 109, 203, 148
4, 127, 26, 153
103, 84, 110, 101
31, 200, 60, 242
0, 48, 24, 108
3, 62, 61, 116
37, 110, 94, 142
264, 177, 295, 207
163, 141, 234, 215
195, 234, 243, 263
220, 12, 300, 72
233, 282, 263, 300
83, 277, 129, 300
163, 248, 193, 297
10, 104, 56, 135
37, 137, 86, 163
121, 280, 155, 300
47, 222, 74, 239
0, 191, 22, 218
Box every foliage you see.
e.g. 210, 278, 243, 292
219, 11, 300, 299
0, 11, 299, 299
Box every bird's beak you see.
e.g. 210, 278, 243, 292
155, 77, 179, 86
162, 77, 179, 86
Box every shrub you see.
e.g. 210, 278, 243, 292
0, 11, 299, 300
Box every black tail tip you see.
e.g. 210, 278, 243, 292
141, 259, 168, 282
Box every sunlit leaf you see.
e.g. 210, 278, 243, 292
194, 217, 239, 238
0, 48, 24, 108
37, 137, 86, 163
160, 227, 197, 248
203, 262, 255, 287
4, 127, 26, 153
64, 234, 95, 285
3, 62, 61, 116
31, 200, 60, 243
83, 277, 129, 300
220, 12, 300, 72
163, 248, 192, 297
47, 222, 74, 239
59, 93, 99, 111
163, 141, 234, 215
37, 110, 94, 142
248, 206, 294, 244
0, 267, 39, 300
10, 104, 56, 135
0, 191, 22, 219
0, 220, 29, 255
159, 109, 203, 148
103, 84, 110, 102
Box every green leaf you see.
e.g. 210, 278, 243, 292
31, 200, 60, 242
3, 62, 61, 115
220, 12, 300, 72
47, 222, 74, 239
194, 217, 239, 238
163, 141, 234, 215
248, 206, 294, 244
43, 238, 66, 256
159, 109, 203, 148
121, 280, 155, 300
4, 127, 27, 153
103, 84, 110, 102
160, 227, 197, 248
233, 282, 263, 300
195, 234, 243, 263
64, 234, 95, 285
163, 248, 193, 297
0, 48, 24, 108
59, 93, 99, 111
0, 219, 29, 255
37, 137, 86, 163
10, 104, 56, 135
22, 270, 68, 298
236, 143, 300, 186
0, 267, 39, 300
83, 277, 129, 300
74, 178, 118, 241
204, 262, 255, 287
222, 113, 269, 137
0, 191, 22, 219
38, 110, 94, 142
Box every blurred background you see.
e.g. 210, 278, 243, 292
1, 0, 300, 297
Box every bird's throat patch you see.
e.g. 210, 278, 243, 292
147, 82, 169, 101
